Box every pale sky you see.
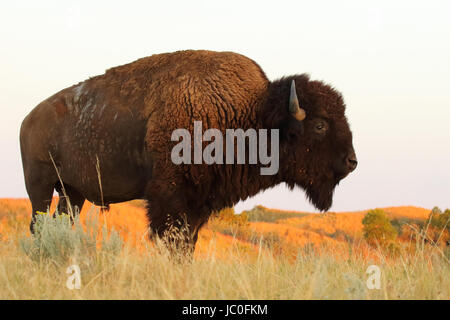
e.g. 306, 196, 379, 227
1, 1, 449, 213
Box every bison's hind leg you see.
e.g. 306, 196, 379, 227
24, 161, 86, 233
54, 182, 86, 222
23, 162, 57, 234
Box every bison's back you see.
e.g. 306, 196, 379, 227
135, 51, 269, 148
20, 50, 269, 202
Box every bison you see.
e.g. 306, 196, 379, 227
20, 50, 357, 252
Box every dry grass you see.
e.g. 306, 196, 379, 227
0, 198, 448, 300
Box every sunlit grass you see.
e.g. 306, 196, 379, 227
0, 199, 448, 299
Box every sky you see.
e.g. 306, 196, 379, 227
0, 0, 449, 213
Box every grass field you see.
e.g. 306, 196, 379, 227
0, 198, 448, 299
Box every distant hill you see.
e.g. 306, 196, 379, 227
0, 198, 432, 253
241, 204, 430, 221
226, 205, 432, 248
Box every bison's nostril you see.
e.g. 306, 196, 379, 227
347, 158, 358, 171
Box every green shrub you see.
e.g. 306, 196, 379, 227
429, 207, 450, 232
426, 207, 450, 245
212, 207, 248, 227
207, 207, 250, 243
19, 207, 123, 266
362, 209, 398, 246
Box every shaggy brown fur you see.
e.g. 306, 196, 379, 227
20, 50, 356, 252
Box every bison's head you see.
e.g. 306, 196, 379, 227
264, 74, 357, 211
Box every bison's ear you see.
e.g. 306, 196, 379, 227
262, 79, 306, 142
289, 80, 306, 122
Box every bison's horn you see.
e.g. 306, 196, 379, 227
289, 80, 306, 121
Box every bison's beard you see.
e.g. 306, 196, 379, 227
304, 179, 337, 212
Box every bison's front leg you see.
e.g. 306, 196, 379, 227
146, 196, 205, 257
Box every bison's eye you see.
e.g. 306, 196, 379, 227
314, 120, 328, 135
